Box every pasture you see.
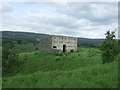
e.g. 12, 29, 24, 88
2, 48, 118, 88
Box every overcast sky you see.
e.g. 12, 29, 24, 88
1, 2, 118, 39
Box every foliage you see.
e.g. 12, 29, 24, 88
100, 30, 118, 63
2, 42, 22, 77
17, 40, 22, 44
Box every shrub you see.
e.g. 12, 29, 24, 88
100, 30, 118, 63
2, 42, 22, 77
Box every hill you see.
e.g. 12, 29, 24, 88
77, 38, 104, 48
2, 48, 118, 88
1, 31, 104, 48
1, 31, 119, 88
1, 31, 49, 44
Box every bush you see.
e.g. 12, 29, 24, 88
100, 30, 118, 63
2, 42, 22, 77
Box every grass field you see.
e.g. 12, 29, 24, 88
2, 48, 118, 88
12, 44, 39, 53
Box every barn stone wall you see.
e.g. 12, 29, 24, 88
39, 36, 52, 53
39, 35, 77, 54
51, 35, 77, 52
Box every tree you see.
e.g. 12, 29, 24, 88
2, 41, 22, 76
17, 40, 22, 44
100, 30, 118, 64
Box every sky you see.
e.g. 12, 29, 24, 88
0, 2, 118, 39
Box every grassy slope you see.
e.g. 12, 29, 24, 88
18, 48, 102, 74
3, 48, 118, 88
12, 44, 39, 53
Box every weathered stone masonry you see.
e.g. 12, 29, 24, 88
39, 35, 77, 54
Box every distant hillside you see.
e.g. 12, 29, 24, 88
1, 31, 49, 43
1, 31, 104, 47
77, 38, 104, 48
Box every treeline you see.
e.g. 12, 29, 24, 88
77, 38, 104, 48
77, 43, 99, 48
2, 38, 39, 45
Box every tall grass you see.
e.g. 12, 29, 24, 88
2, 48, 118, 88
17, 48, 102, 74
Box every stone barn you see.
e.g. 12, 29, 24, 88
39, 35, 77, 54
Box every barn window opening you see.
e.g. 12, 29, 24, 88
53, 46, 57, 48
70, 50, 74, 52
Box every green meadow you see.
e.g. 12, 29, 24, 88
2, 48, 118, 88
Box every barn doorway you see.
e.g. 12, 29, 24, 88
63, 45, 66, 52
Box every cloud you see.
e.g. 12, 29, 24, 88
56, 2, 118, 25
1, 2, 118, 39
1, 3, 14, 13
